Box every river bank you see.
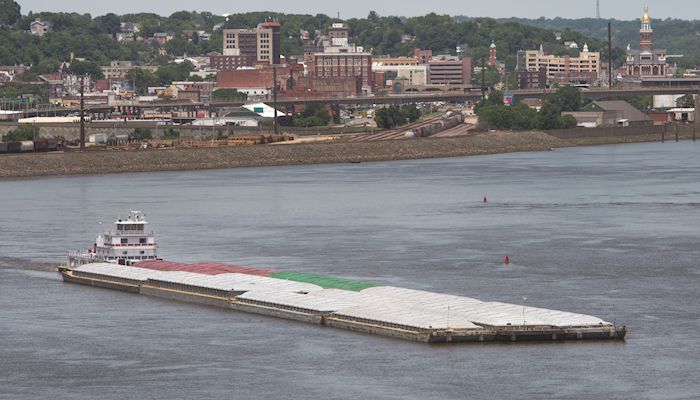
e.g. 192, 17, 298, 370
0, 130, 692, 178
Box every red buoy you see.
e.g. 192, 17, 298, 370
483, 197, 488, 203
505, 256, 510, 265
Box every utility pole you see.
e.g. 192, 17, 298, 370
481, 57, 486, 100
608, 22, 613, 88
80, 75, 85, 150
273, 65, 279, 135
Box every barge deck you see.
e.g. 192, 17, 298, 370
58, 262, 626, 344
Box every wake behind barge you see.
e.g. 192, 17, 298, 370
60, 212, 626, 344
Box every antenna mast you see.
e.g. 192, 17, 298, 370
596, 0, 601, 19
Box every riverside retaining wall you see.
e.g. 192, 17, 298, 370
0, 131, 564, 178
547, 124, 665, 139
2, 127, 696, 179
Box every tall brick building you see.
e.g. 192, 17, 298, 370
311, 53, 373, 89
218, 21, 282, 70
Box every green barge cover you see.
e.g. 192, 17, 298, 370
267, 272, 377, 292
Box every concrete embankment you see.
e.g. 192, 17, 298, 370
1, 126, 696, 179
0, 131, 563, 178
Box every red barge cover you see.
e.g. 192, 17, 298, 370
135, 260, 272, 276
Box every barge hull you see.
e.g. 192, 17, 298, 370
58, 269, 626, 344
60, 269, 140, 294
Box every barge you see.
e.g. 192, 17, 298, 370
60, 212, 627, 344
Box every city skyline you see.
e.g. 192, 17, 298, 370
16, 0, 700, 21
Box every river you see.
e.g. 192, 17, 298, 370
1, 141, 698, 399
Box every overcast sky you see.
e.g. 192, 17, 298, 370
16, 0, 700, 21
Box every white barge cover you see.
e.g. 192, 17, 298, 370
73, 263, 610, 329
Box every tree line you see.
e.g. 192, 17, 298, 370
476, 86, 581, 131
0, 0, 612, 77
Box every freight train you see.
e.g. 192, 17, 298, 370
404, 112, 465, 138
0, 139, 59, 154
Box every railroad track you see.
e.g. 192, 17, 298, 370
430, 123, 475, 138
346, 115, 446, 142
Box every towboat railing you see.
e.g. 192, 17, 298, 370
68, 251, 104, 268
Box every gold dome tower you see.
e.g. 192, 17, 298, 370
642, 4, 651, 24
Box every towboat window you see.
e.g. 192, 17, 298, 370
139, 238, 147, 244
121, 238, 128, 244
118, 224, 142, 231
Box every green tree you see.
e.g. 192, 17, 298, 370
509, 103, 539, 130
676, 94, 695, 108
162, 128, 180, 140
537, 101, 563, 130
0, 82, 51, 101
478, 102, 538, 131
211, 88, 247, 102
557, 114, 577, 129
125, 68, 159, 95
400, 104, 421, 123
132, 127, 153, 140
534, 86, 582, 130
477, 105, 510, 130
155, 61, 194, 85
69, 60, 105, 79
164, 36, 199, 56
0, 0, 21, 26
291, 104, 331, 127
3, 125, 37, 142
472, 65, 502, 89
375, 105, 410, 129
475, 90, 504, 115
94, 13, 122, 36
375, 107, 395, 129
548, 85, 582, 112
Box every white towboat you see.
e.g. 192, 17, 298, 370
68, 211, 157, 267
